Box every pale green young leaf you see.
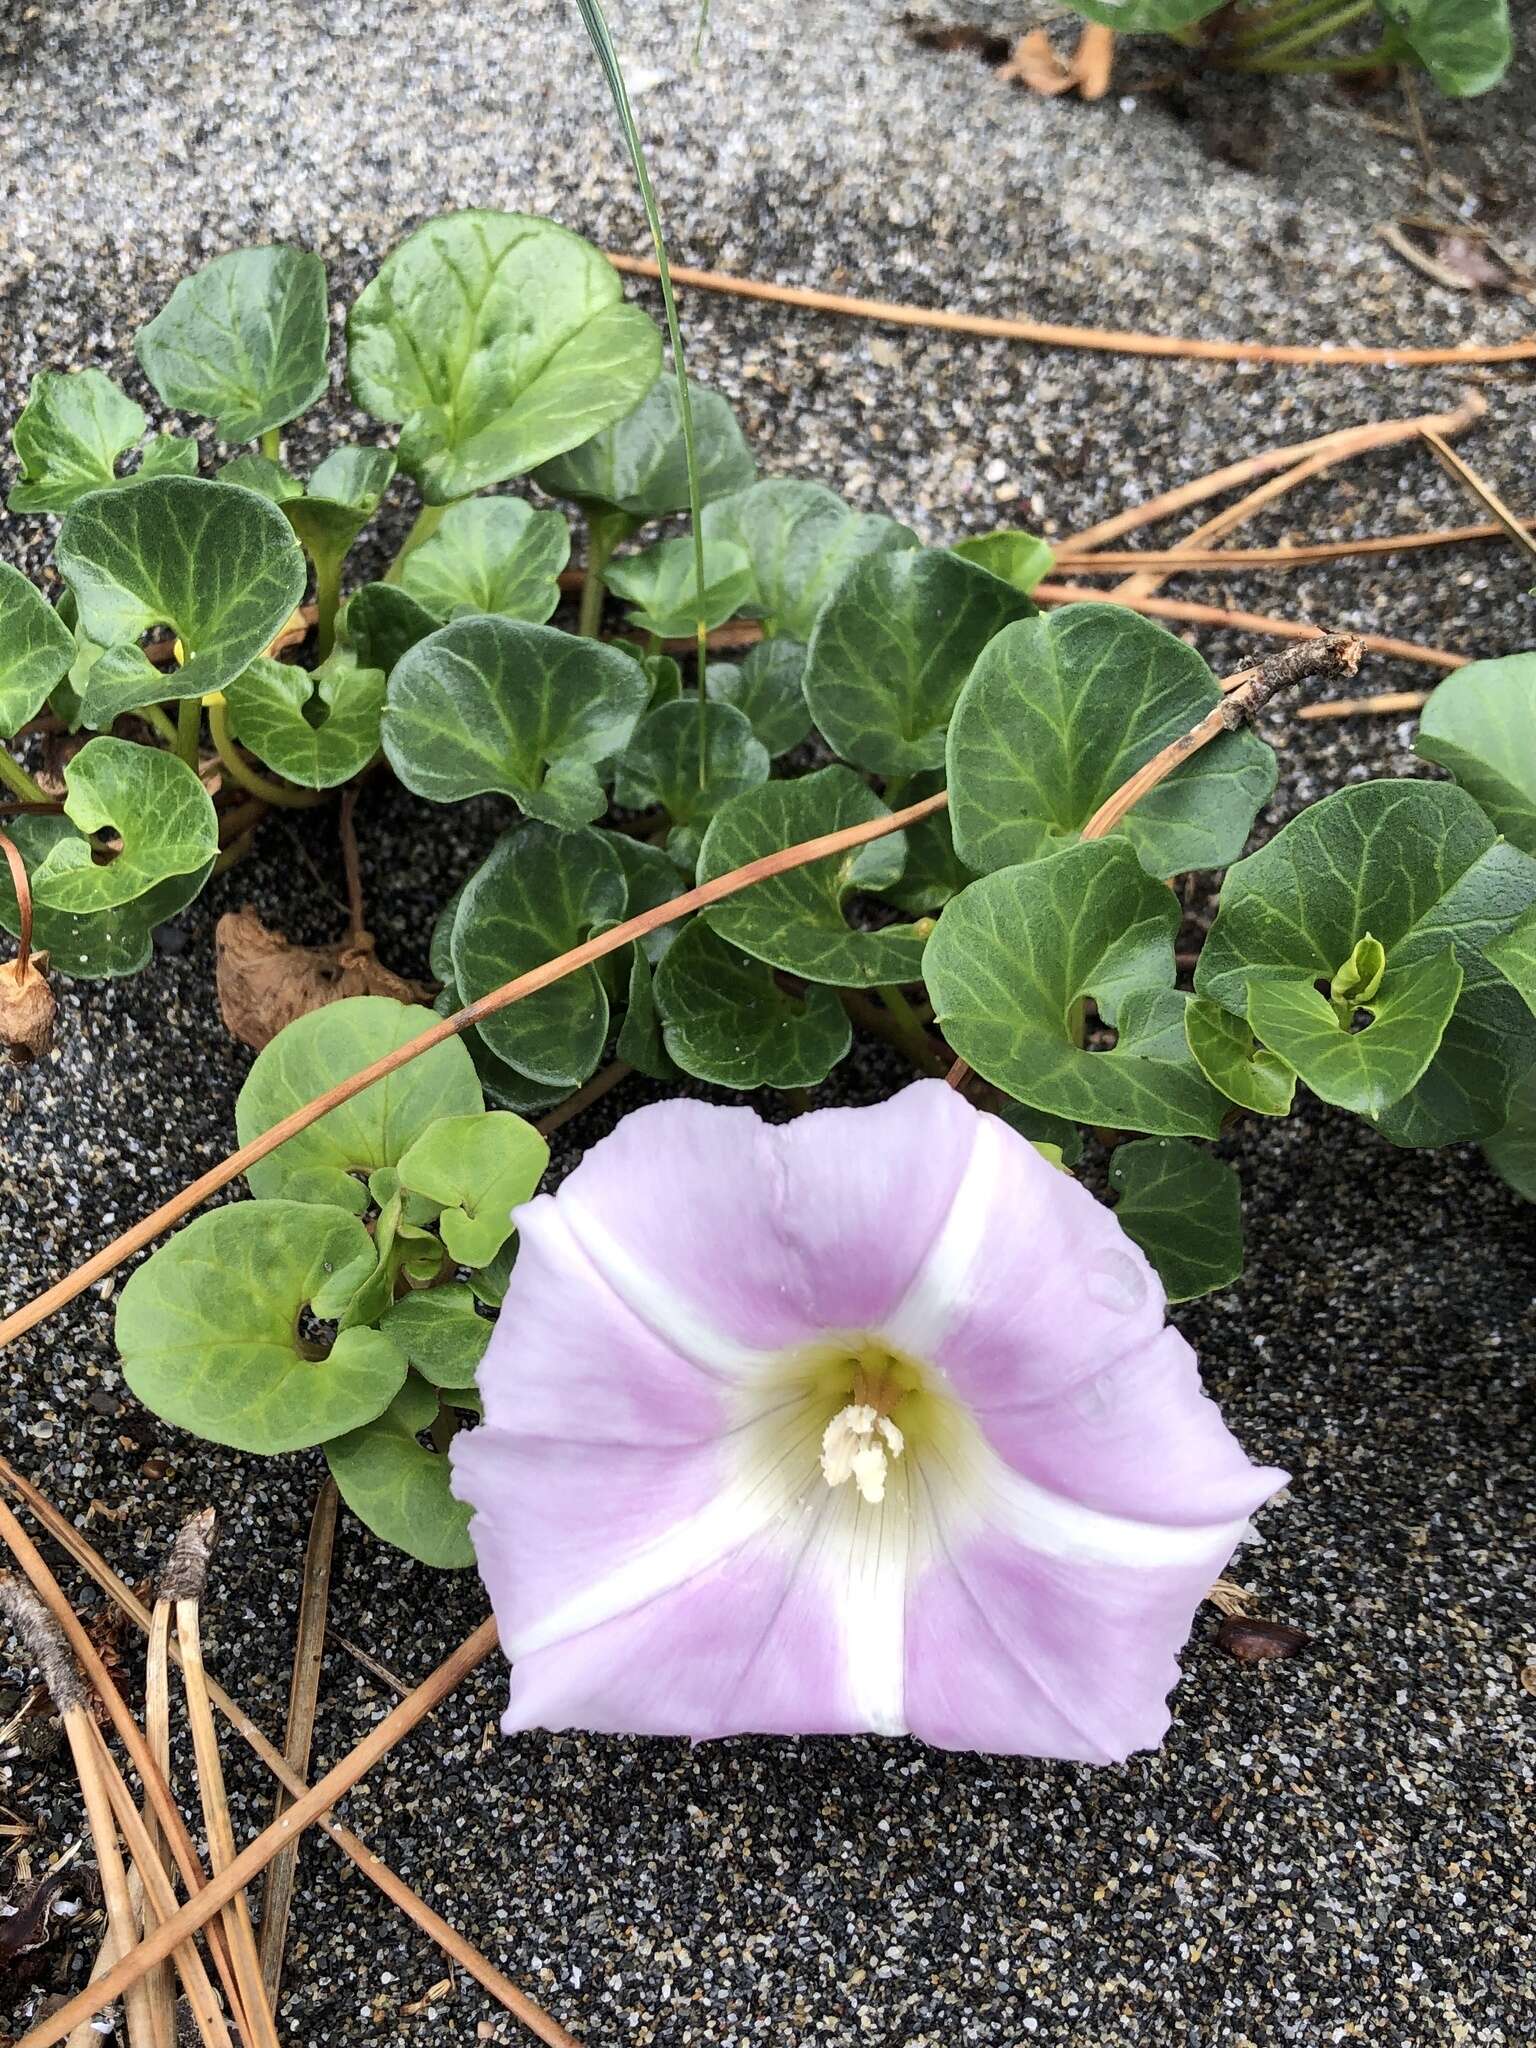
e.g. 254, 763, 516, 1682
223, 647, 385, 788
347, 210, 662, 503
397, 1111, 549, 1268
1487, 905, 1536, 1015
951, 529, 1056, 594
282, 447, 398, 565
1184, 997, 1296, 1117
136, 436, 200, 480
947, 604, 1275, 876
0, 562, 76, 737
804, 546, 1034, 776
698, 766, 925, 987
531, 377, 755, 519
398, 497, 569, 624
706, 637, 812, 757
382, 616, 649, 823
605, 533, 754, 639
378, 1284, 492, 1389
116, 1202, 405, 1454
925, 838, 1227, 1137
451, 825, 628, 1087
135, 245, 330, 441
1246, 949, 1464, 1116
716, 480, 919, 641
1415, 654, 1536, 854
238, 997, 483, 1211
218, 452, 303, 502
1108, 1139, 1243, 1303
7, 370, 146, 513
655, 922, 851, 1090
29, 739, 217, 915
324, 1406, 474, 1568
0, 813, 211, 978
59, 476, 306, 722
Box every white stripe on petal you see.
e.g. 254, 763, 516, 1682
831, 1466, 914, 1736
882, 1113, 1007, 1357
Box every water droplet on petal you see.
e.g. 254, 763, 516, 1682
1084, 1248, 1145, 1315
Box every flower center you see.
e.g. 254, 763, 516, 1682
801, 1337, 930, 1507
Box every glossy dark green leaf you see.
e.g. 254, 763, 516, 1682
0, 562, 76, 737
397, 1111, 549, 1267
398, 497, 569, 624
324, 1402, 474, 1568
378, 1284, 491, 1389
605, 534, 754, 639
135, 244, 330, 441
59, 477, 306, 723
451, 824, 627, 1087
1415, 654, 1536, 854
238, 997, 483, 1211
282, 447, 398, 564
655, 922, 850, 1090
1184, 997, 1296, 1117
613, 699, 768, 862
117, 1202, 404, 1455
1488, 906, 1536, 1015
1197, 780, 1536, 1146
925, 839, 1226, 1137
698, 766, 925, 988
1483, 1063, 1536, 1200
715, 480, 919, 641
804, 546, 1034, 776
531, 377, 755, 519
383, 616, 648, 823
1108, 1139, 1243, 1302
706, 637, 812, 757
610, 832, 687, 961
347, 210, 662, 503
343, 583, 440, 677
948, 604, 1276, 876
28, 738, 216, 916
223, 647, 386, 788
616, 948, 681, 1081
0, 812, 211, 979
8, 371, 150, 513
1381, 0, 1510, 96
951, 528, 1055, 594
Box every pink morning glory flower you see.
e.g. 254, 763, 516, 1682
452, 1081, 1285, 1759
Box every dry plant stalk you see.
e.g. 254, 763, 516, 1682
1419, 428, 1536, 566
166, 1513, 280, 2048
1298, 689, 1430, 720
1031, 583, 1466, 671
1051, 522, 1514, 573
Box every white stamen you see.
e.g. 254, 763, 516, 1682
820, 1403, 905, 1505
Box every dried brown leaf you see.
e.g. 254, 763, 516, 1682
1, 954, 56, 1066
997, 28, 1074, 94
215, 908, 432, 1052
1074, 23, 1115, 101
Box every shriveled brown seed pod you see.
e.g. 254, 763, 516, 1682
0, 952, 55, 1066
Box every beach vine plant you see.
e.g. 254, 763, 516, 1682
2, 11, 1535, 1573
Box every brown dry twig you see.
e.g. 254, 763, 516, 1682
1419, 428, 1536, 567
1031, 583, 1466, 671
1050, 522, 1518, 573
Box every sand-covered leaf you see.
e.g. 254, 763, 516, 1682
925, 838, 1226, 1137
0, 562, 76, 737
655, 922, 850, 1090
7, 370, 146, 513
948, 604, 1275, 876
1063, 0, 1224, 29
399, 497, 570, 624
397, 1111, 549, 1268
117, 1202, 404, 1454
136, 244, 330, 441
383, 616, 648, 822
532, 377, 755, 520
804, 546, 1033, 776
325, 1403, 474, 1568
347, 210, 661, 503
1415, 654, 1536, 854
59, 476, 306, 722
698, 766, 924, 987
238, 996, 483, 1211
30, 739, 216, 916
223, 647, 386, 788
1108, 1139, 1243, 1302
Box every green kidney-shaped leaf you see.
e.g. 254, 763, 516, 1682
1246, 948, 1464, 1116
804, 546, 1034, 776
324, 1404, 474, 1568
398, 497, 570, 624
613, 699, 768, 863
238, 997, 484, 1211
378, 1284, 492, 1389
1488, 906, 1536, 1016
1197, 779, 1536, 1146
223, 646, 386, 788
714, 480, 919, 642
343, 583, 440, 678
605, 534, 754, 640
951, 529, 1055, 594
1415, 654, 1536, 855
136, 245, 330, 442
347, 210, 662, 503
697, 766, 925, 988
7, 371, 147, 514
1184, 997, 1296, 1117
925, 839, 1226, 1137
451, 824, 628, 1087
28, 738, 217, 915
117, 1202, 405, 1454
706, 637, 812, 757
397, 1111, 549, 1268
59, 477, 306, 723
383, 616, 648, 823
282, 447, 397, 567
655, 922, 851, 1090
531, 377, 755, 520
948, 604, 1276, 877
1483, 1063, 1536, 1201
219, 453, 302, 503
1381, 0, 1511, 96
0, 812, 211, 979
0, 563, 76, 737
1108, 1139, 1243, 1303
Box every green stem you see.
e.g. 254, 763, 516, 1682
578, 519, 620, 638
176, 695, 201, 771
313, 551, 344, 662
207, 697, 328, 809
1224, 0, 1340, 50
1232, 35, 1393, 73
136, 703, 180, 747
259, 427, 282, 462
1224, 0, 1372, 64
575, 1, 711, 789
878, 985, 944, 1075
383, 503, 447, 584
0, 750, 48, 805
